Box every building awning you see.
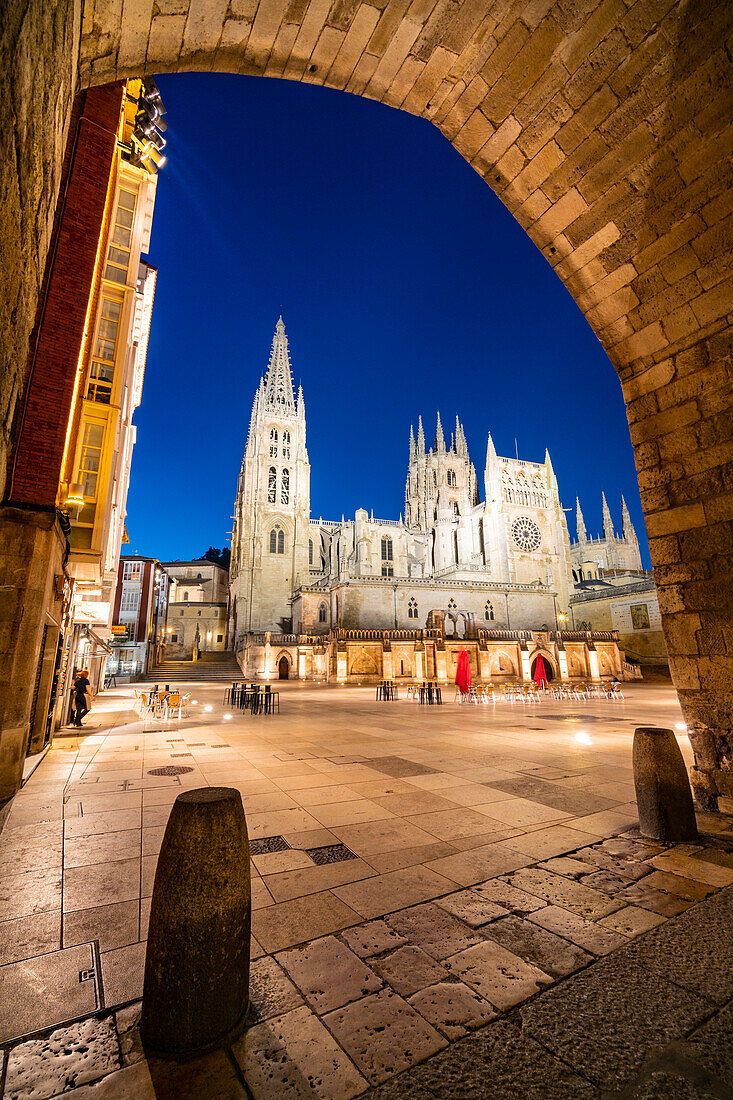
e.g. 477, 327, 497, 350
83, 626, 112, 655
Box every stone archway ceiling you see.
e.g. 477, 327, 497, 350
80, 1, 731, 379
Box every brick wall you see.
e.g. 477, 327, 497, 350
5, 83, 124, 508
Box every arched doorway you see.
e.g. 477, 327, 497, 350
278, 655, 290, 680
531, 654, 554, 683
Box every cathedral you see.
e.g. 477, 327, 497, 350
229, 319, 639, 683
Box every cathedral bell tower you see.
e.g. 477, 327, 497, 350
230, 318, 310, 637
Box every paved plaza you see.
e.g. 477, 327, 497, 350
2, 681, 733, 1097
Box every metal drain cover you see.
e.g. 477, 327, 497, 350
306, 844, 358, 865
250, 835, 290, 856
148, 765, 194, 776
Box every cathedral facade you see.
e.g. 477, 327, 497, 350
229, 320, 633, 683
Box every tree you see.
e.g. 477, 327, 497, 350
199, 546, 230, 569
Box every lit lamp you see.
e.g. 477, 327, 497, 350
65, 483, 84, 518
558, 612, 567, 630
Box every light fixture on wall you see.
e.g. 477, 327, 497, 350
65, 482, 84, 515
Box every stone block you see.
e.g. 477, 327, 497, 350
4, 1016, 119, 1097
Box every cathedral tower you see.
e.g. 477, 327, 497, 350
230, 318, 310, 637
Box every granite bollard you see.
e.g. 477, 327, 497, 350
140, 787, 251, 1056
633, 726, 698, 842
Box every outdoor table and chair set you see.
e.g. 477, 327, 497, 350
135, 686, 190, 722
225, 682, 280, 714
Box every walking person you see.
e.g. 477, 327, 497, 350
71, 669, 93, 728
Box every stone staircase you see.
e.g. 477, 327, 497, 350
146, 652, 242, 683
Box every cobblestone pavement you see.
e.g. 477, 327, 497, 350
3, 681, 732, 1097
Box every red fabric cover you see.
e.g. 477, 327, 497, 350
533, 655, 548, 686
455, 649, 472, 694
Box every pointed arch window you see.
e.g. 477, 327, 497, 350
269, 429, 278, 457
268, 466, 276, 503
448, 598, 457, 611
269, 525, 285, 554
281, 468, 289, 504
318, 602, 327, 623
282, 430, 290, 459
446, 469, 456, 487
407, 597, 418, 619
381, 536, 393, 561
485, 601, 494, 621
452, 500, 459, 516
308, 539, 313, 565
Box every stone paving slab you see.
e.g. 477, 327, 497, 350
5, 682, 733, 1096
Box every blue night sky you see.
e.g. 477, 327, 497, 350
126, 72, 648, 565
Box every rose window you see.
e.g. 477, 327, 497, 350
511, 515, 541, 552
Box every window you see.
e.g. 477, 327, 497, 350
381, 536, 393, 561
485, 602, 494, 621
197, 610, 201, 616
268, 466, 276, 503
448, 598, 457, 610
408, 598, 418, 619
381, 565, 394, 578
318, 603, 327, 623
183, 592, 188, 601
87, 297, 122, 403
452, 500, 459, 516
179, 609, 184, 616
171, 634, 178, 642
447, 469, 456, 487
309, 539, 313, 565
122, 561, 142, 580
77, 422, 105, 499
270, 526, 285, 554
283, 430, 290, 458
104, 188, 136, 284
217, 634, 223, 642
281, 468, 289, 505
269, 429, 278, 457
120, 588, 140, 613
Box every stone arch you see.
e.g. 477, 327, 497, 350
2, 3, 733, 809
528, 647, 557, 680
350, 648, 378, 676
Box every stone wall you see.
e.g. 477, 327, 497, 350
0, 0, 81, 501
2, 0, 732, 805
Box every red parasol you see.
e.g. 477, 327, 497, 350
533, 655, 548, 687
455, 649, 471, 694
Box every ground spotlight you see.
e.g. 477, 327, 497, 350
223, 713, 232, 720
574, 731, 592, 746
204, 705, 213, 712
675, 721, 687, 732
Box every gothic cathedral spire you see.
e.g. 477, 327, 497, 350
601, 491, 614, 539
435, 411, 445, 452
576, 498, 587, 542
263, 317, 296, 412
